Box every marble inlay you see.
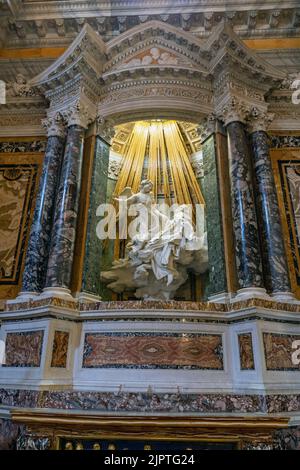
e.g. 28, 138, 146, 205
51, 331, 69, 368
263, 332, 300, 370
0, 164, 39, 284
3, 388, 300, 414
276, 158, 300, 288
227, 121, 263, 289
0, 140, 46, 153
82, 137, 109, 297
46, 125, 84, 288
5, 330, 44, 367
251, 130, 290, 293
22, 135, 65, 293
274, 427, 300, 450
0, 418, 21, 450
201, 135, 226, 297
238, 333, 255, 370
82, 332, 223, 369
270, 135, 300, 149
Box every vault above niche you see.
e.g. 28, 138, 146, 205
111, 120, 201, 156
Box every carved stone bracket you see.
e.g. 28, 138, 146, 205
246, 107, 274, 134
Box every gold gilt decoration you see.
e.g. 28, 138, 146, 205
113, 120, 204, 206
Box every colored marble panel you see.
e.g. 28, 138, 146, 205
0, 163, 39, 284
250, 131, 290, 293
238, 333, 255, 370
275, 158, 300, 290
0, 418, 21, 450
32, 390, 262, 413
270, 135, 300, 149
22, 135, 65, 293
82, 137, 110, 297
51, 331, 69, 368
0, 140, 46, 153
201, 135, 227, 297
263, 332, 300, 370
82, 333, 223, 369
46, 125, 84, 288
227, 121, 263, 289
5, 330, 44, 367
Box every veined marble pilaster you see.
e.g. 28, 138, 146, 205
20, 113, 66, 297
81, 136, 110, 298
200, 116, 227, 299
45, 104, 93, 292
226, 119, 264, 292
247, 109, 293, 297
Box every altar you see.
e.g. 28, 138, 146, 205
0, 6, 300, 450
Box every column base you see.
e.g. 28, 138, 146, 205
208, 292, 232, 303
270, 291, 297, 303
40, 287, 74, 300
76, 292, 102, 303
234, 287, 270, 301
7, 291, 39, 304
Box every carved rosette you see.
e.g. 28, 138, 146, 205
246, 107, 274, 134
63, 102, 94, 129
41, 112, 66, 138
96, 116, 116, 143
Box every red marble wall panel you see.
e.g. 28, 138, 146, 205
5, 330, 44, 367
83, 333, 223, 369
51, 331, 69, 368
263, 332, 300, 370
238, 333, 255, 370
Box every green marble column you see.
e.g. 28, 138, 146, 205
81, 136, 110, 298
200, 130, 227, 300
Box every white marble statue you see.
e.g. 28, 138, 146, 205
100, 179, 208, 300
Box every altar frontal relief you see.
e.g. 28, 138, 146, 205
99, 120, 208, 300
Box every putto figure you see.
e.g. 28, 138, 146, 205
100, 180, 208, 300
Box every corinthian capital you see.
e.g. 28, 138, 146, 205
96, 116, 116, 144
246, 107, 274, 133
198, 114, 217, 142
63, 101, 94, 129
41, 112, 66, 138
218, 97, 251, 126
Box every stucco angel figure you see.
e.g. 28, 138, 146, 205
100, 179, 208, 300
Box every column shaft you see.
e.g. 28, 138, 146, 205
227, 121, 264, 290
250, 130, 291, 293
21, 128, 65, 294
45, 125, 85, 289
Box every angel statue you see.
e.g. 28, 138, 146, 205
100, 179, 208, 300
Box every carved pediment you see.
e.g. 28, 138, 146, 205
112, 45, 195, 71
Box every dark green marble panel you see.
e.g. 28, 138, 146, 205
82, 137, 110, 297
201, 135, 227, 298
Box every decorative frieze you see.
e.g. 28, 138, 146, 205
238, 333, 255, 370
